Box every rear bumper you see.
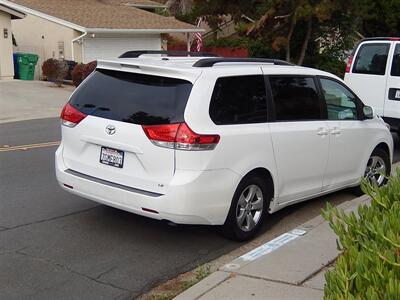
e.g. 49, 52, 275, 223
55, 146, 240, 225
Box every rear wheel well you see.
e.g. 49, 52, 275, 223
221, 168, 274, 241
244, 168, 274, 199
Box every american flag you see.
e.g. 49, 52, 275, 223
195, 18, 203, 52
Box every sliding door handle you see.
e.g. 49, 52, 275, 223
317, 128, 329, 136
331, 127, 342, 135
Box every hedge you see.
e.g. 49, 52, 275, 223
322, 171, 400, 299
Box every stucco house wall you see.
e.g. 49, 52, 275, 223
4, 0, 201, 80
11, 14, 83, 78
0, 10, 15, 79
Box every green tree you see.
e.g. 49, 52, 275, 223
179, 0, 400, 76
353, 0, 400, 37
246, 0, 356, 65
188, 0, 356, 67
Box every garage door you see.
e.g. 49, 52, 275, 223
83, 36, 161, 62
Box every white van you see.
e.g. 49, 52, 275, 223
56, 51, 393, 240
345, 37, 400, 133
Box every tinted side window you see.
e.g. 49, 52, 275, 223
353, 43, 390, 75
269, 76, 321, 121
70, 69, 192, 125
209, 75, 267, 125
391, 44, 400, 76
320, 79, 358, 120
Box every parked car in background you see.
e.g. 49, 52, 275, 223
56, 52, 393, 241
345, 37, 400, 134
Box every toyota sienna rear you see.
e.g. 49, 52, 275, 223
56, 53, 393, 241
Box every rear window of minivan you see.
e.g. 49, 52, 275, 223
69, 69, 193, 125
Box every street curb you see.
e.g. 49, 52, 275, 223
174, 194, 371, 300
174, 162, 399, 300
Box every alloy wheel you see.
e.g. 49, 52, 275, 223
364, 155, 387, 187
236, 185, 263, 232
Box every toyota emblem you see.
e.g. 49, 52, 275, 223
105, 125, 116, 135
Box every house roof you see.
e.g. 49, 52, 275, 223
0, 3, 25, 19
105, 0, 166, 8
3, 0, 200, 32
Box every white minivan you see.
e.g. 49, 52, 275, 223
56, 52, 393, 240
345, 37, 400, 133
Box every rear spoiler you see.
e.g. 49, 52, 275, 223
96, 59, 202, 83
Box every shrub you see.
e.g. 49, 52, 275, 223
322, 171, 400, 300
71, 61, 97, 87
83, 60, 97, 78
71, 63, 85, 87
42, 59, 68, 87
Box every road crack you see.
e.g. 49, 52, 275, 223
14, 248, 133, 294
96, 266, 117, 280
0, 206, 100, 232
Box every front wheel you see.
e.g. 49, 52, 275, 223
352, 148, 390, 196
221, 175, 270, 241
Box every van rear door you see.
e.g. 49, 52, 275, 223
61, 69, 193, 194
344, 41, 391, 115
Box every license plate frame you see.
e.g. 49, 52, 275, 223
100, 147, 124, 168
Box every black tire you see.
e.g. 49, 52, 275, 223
221, 175, 270, 241
352, 147, 391, 196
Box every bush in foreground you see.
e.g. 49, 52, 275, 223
322, 172, 400, 299
42, 59, 68, 87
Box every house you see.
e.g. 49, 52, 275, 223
0, 3, 24, 80
0, 0, 202, 78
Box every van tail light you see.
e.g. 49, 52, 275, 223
142, 122, 220, 151
61, 103, 87, 127
345, 54, 354, 73
142, 123, 179, 149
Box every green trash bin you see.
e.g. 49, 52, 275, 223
16, 53, 39, 80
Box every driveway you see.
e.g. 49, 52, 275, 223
0, 80, 74, 124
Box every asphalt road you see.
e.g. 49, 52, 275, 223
1, 118, 399, 299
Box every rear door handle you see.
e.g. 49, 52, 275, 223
317, 128, 329, 136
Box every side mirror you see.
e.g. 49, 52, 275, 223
363, 106, 374, 119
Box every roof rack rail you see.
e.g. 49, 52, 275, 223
192, 58, 293, 67
119, 50, 220, 58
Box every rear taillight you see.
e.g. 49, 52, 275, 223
142, 122, 220, 151
142, 123, 179, 149
60, 103, 87, 127
175, 123, 220, 150
345, 55, 353, 73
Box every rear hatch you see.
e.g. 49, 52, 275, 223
61, 68, 193, 194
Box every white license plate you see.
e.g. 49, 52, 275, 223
100, 147, 124, 168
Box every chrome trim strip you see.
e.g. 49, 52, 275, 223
65, 169, 163, 197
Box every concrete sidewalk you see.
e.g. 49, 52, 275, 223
0, 80, 74, 124
175, 194, 372, 300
